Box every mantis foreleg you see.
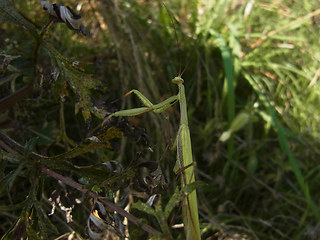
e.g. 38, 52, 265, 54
110, 90, 179, 118
107, 78, 201, 240
102, 90, 178, 125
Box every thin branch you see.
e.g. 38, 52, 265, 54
0, 131, 161, 237
39, 166, 160, 236
0, 84, 34, 112
0, 139, 23, 157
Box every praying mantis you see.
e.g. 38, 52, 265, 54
104, 75, 201, 239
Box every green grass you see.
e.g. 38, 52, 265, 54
1, 0, 320, 239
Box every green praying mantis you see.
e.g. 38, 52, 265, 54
104, 75, 201, 239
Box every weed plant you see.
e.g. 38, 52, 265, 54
1, 0, 320, 239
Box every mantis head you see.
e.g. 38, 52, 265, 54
172, 76, 184, 84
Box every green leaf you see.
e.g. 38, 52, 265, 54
132, 200, 156, 216
164, 187, 183, 218
0, 163, 25, 196
24, 137, 39, 156
182, 180, 205, 192
1, 151, 20, 164
219, 112, 250, 142
165, 182, 205, 221
91, 185, 103, 193
41, 127, 123, 162
245, 73, 320, 221
42, 41, 107, 121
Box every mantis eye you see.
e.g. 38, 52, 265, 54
171, 76, 184, 84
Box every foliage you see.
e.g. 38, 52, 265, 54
1, 0, 320, 239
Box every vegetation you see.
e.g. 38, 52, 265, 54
1, 0, 320, 239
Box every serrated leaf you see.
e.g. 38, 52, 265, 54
0, 163, 25, 196
91, 185, 102, 193
43, 127, 123, 161
42, 41, 106, 121
132, 201, 156, 216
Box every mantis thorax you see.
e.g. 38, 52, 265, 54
172, 76, 184, 84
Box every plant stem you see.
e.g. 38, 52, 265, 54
0, 131, 161, 237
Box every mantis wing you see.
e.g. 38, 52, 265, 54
177, 124, 201, 240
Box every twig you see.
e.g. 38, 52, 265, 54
39, 166, 160, 236
0, 131, 161, 237
0, 84, 33, 112
0, 139, 22, 157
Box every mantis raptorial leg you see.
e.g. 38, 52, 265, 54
106, 76, 201, 240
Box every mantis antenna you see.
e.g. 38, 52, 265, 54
104, 4, 201, 239
161, 2, 186, 77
